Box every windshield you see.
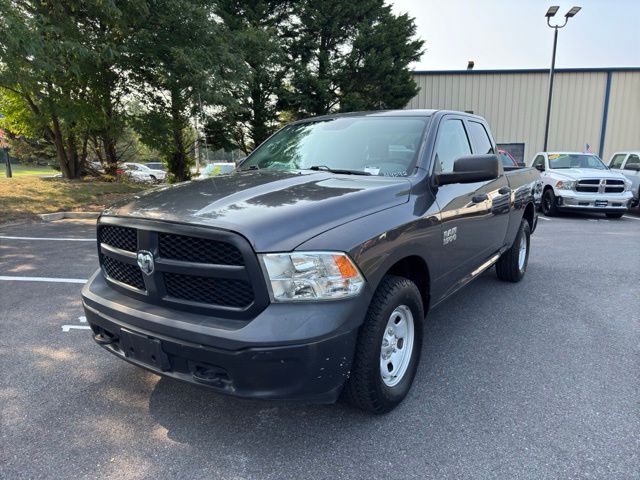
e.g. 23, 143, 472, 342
241, 117, 429, 177
548, 153, 606, 170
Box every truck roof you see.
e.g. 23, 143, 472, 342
291, 109, 486, 124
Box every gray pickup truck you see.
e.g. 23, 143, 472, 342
82, 110, 539, 413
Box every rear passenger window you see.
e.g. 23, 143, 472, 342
625, 155, 640, 168
434, 119, 471, 173
467, 121, 494, 155
609, 154, 626, 169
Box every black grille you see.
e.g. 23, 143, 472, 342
605, 179, 624, 193
164, 273, 254, 308
100, 226, 137, 252
576, 178, 626, 193
159, 233, 244, 265
576, 185, 598, 193
96, 220, 269, 319
102, 256, 145, 290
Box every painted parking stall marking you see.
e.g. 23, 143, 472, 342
0, 276, 88, 284
0, 236, 95, 241
62, 316, 92, 333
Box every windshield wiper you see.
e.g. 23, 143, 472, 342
309, 165, 371, 175
240, 165, 260, 171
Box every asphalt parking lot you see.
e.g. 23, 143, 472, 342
1, 213, 639, 480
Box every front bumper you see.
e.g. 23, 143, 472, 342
555, 190, 633, 211
82, 270, 369, 402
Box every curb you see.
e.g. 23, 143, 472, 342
39, 212, 101, 222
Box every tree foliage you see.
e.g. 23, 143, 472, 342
0, 0, 424, 176
207, 0, 293, 154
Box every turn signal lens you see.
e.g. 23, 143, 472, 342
333, 254, 359, 278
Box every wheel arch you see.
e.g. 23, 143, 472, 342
523, 201, 536, 231
381, 255, 431, 314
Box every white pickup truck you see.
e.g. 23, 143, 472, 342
531, 152, 633, 219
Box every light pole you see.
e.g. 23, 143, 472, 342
543, 5, 581, 151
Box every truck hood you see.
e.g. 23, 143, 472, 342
103, 170, 411, 251
548, 168, 627, 180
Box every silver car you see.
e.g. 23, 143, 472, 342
608, 152, 640, 207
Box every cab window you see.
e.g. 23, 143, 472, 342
467, 121, 495, 155
434, 119, 471, 173
609, 154, 626, 169
625, 155, 640, 169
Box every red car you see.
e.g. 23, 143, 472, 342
498, 149, 521, 167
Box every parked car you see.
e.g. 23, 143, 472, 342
199, 162, 236, 178
144, 162, 166, 171
531, 152, 633, 218
83, 110, 539, 413
122, 162, 166, 182
608, 151, 640, 207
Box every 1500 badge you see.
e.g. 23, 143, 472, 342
443, 226, 457, 245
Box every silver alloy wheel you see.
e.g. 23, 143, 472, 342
380, 305, 415, 387
518, 233, 527, 271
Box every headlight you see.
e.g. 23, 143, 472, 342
624, 179, 632, 191
259, 252, 365, 302
555, 180, 575, 190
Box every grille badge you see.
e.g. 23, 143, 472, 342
136, 250, 155, 276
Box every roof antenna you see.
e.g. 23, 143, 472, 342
467, 60, 475, 70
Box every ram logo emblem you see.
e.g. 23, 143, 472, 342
137, 250, 155, 275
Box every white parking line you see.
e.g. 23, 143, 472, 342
62, 325, 92, 332
0, 276, 87, 284
623, 215, 640, 221
0, 236, 95, 241
538, 217, 551, 221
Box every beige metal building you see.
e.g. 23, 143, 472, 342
406, 68, 640, 164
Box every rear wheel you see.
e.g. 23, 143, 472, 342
343, 275, 424, 414
541, 189, 558, 216
605, 212, 624, 219
496, 220, 531, 282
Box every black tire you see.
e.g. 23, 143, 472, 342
343, 275, 424, 414
496, 220, 531, 282
605, 212, 624, 219
150, 175, 157, 183
541, 188, 558, 216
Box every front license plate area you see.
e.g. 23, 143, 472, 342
594, 200, 608, 207
119, 329, 170, 371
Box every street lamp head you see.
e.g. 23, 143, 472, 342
545, 6, 559, 17
565, 6, 581, 18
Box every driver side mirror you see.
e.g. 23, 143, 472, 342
435, 154, 500, 186
625, 163, 640, 171
534, 163, 545, 172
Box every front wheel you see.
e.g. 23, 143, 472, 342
541, 189, 558, 216
496, 220, 531, 282
605, 212, 624, 219
343, 275, 424, 414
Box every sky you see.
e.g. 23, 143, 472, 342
389, 0, 640, 71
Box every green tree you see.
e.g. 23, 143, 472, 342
0, 0, 91, 177
338, 9, 424, 111
282, 0, 424, 118
0, 1, 145, 178
207, 0, 292, 154
130, 0, 242, 181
